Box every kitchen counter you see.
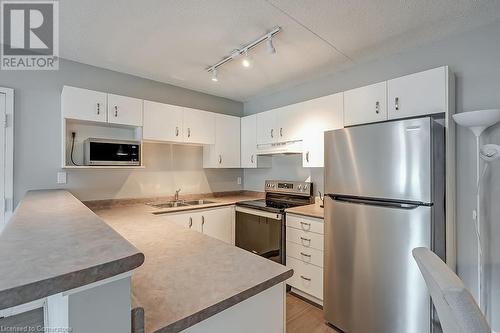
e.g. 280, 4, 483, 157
94, 200, 293, 333
0, 190, 144, 310
286, 201, 324, 219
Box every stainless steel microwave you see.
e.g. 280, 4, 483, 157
84, 138, 141, 166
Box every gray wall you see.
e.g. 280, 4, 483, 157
0, 58, 244, 205
244, 19, 500, 330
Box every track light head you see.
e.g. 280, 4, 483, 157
241, 49, 251, 68
211, 68, 218, 82
266, 35, 276, 54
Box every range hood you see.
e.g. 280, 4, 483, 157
256, 140, 303, 156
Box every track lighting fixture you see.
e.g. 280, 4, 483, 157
207, 26, 281, 82
241, 49, 251, 68
266, 35, 276, 54
211, 68, 218, 82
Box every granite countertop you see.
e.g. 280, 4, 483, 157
0, 190, 145, 310
286, 201, 324, 219
93, 197, 293, 333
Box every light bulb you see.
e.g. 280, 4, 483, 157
242, 50, 251, 68
211, 68, 218, 82
266, 36, 276, 54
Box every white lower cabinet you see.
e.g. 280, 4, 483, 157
162, 206, 234, 244
286, 214, 324, 302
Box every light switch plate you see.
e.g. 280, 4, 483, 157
237, 177, 242, 185
57, 172, 67, 184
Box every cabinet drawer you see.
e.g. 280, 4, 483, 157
286, 227, 324, 251
286, 214, 324, 234
286, 241, 323, 268
286, 256, 323, 300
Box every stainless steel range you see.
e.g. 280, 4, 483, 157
235, 180, 314, 264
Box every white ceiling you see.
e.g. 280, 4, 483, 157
60, 0, 500, 102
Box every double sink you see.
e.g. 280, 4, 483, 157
148, 199, 216, 209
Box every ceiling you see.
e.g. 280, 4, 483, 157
60, 0, 500, 102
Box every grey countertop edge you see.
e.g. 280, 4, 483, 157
154, 269, 294, 333
0, 252, 144, 310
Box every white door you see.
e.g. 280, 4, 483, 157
241, 115, 257, 168
387, 67, 447, 120
0, 93, 5, 226
61, 86, 107, 123
200, 208, 233, 244
256, 110, 278, 145
344, 82, 387, 126
183, 108, 215, 144
107, 94, 143, 127
217, 114, 240, 168
278, 103, 306, 142
143, 101, 183, 142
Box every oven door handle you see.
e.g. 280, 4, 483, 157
235, 206, 282, 220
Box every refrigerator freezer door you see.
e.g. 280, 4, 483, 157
324, 196, 431, 333
324, 117, 432, 203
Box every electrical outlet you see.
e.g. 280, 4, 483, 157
57, 172, 67, 184
237, 177, 242, 185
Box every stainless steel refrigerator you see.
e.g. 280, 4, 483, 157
323, 116, 446, 333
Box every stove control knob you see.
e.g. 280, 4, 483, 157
272, 184, 276, 188
303, 185, 308, 191
297, 185, 302, 191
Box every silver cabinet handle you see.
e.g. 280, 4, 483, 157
375, 101, 380, 114
97, 102, 101, 115
280, 127, 283, 137
175, 126, 179, 137
306, 151, 310, 163
300, 221, 311, 229
395, 97, 399, 111
114, 105, 118, 117
218, 155, 222, 164
201, 215, 205, 229
270, 129, 274, 138
300, 275, 311, 281
300, 252, 312, 258
189, 217, 193, 228
187, 128, 191, 138
300, 237, 311, 242
251, 154, 254, 163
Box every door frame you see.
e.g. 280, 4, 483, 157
0, 87, 14, 228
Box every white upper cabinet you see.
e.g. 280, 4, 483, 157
256, 110, 278, 145
387, 67, 447, 120
62, 86, 107, 123
107, 93, 143, 127
344, 82, 387, 126
183, 108, 215, 144
301, 93, 344, 168
241, 115, 272, 168
143, 101, 183, 142
278, 103, 307, 142
203, 114, 240, 168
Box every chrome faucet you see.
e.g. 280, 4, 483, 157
174, 188, 181, 202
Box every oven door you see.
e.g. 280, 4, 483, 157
235, 206, 284, 264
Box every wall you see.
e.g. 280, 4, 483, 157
244, 19, 500, 329
0, 58, 244, 205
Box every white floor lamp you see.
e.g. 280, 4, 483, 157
453, 109, 500, 316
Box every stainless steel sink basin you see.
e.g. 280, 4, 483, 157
184, 200, 216, 205
148, 201, 190, 209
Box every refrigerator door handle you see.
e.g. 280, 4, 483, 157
326, 194, 423, 210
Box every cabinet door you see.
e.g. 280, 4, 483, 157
183, 108, 215, 144
344, 82, 387, 126
241, 115, 257, 168
302, 93, 344, 168
166, 212, 202, 232
108, 94, 143, 126
277, 104, 306, 142
256, 110, 278, 145
200, 207, 233, 244
62, 86, 107, 123
143, 101, 183, 142
216, 114, 240, 168
388, 67, 447, 120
